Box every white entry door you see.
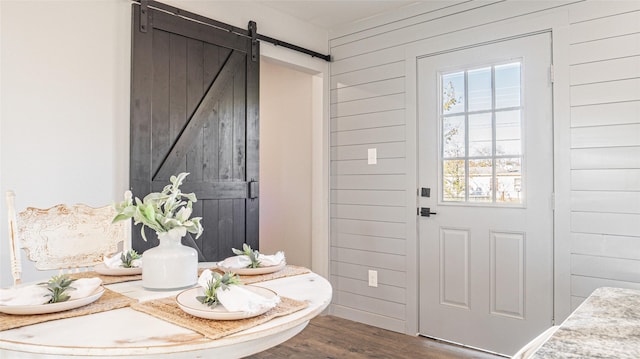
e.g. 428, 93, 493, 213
417, 33, 553, 356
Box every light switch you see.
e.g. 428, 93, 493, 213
367, 148, 377, 165
368, 270, 378, 287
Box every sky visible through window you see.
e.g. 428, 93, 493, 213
440, 62, 523, 204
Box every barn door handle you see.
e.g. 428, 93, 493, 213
248, 180, 259, 199
419, 207, 437, 217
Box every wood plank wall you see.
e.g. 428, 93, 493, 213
328, 0, 640, 334
567, 1, 640, 309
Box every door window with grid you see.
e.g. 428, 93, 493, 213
440, 61, 523, 204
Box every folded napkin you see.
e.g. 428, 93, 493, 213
103, 251, 142, 269
0, 277, 103, 306
69, 278, 103, 300
218, 251, 285, 269
198, 270, 280, 314
0, 285, 49, 306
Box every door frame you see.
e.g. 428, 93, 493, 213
404, 11, 571, 335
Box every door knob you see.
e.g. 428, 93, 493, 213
419, 207, 437, 217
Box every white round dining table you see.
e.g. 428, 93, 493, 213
0, 265, 331, 358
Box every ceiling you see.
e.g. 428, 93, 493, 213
255, 1, 419, 31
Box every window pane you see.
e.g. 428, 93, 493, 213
495, 62, 521, 109
443, 160, 466, 201
468, 113, 492, 157
496, 110, 521, 155
442, 72, 465, 114
469, 159, 492, 203
468, 67, 492, 112
443, 115, 465, 158
496, 158, 522, 203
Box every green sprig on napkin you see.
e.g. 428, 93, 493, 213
196, 271, 241, 308
38, 274, 77, 304
120, 249, 142, 268
232, 243, 261, 268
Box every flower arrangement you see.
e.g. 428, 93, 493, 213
113, 172, 204, 241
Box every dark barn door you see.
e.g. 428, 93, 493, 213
130, 3, 259, 261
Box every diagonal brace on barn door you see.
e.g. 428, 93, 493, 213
154, 50, 245, 180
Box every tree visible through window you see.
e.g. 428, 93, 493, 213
440, 62, 523, 204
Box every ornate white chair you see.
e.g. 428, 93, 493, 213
5, 190, 130, 286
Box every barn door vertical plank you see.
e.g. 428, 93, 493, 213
130, 4, 154, 252
202, 200, 219, 260
232, 57, 248, 250
169, 33, 188, 177
151, 30, 170, 181
245, 42, 260, 250
218, 199, 234, 258
217, 69, 234, 257
186, 38, 204, 230
233, 198, 246, 250
200, 43, 221, 261
186, 38, 204, 182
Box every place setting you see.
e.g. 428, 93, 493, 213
94, 249, 143, 276
215, 244, 286, 275
0, 273, 136, 332
130, 245, 309, 339
0, 274, 105, 316
177, 269, 281, 321
211, 244, 310, 284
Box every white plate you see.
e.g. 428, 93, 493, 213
216, 261, 286, 275
94, 263, 142, 276
176, 286, 277, 320
0, 287, 105, 315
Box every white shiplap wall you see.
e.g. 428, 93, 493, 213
567, 2, 640, 309
328, 0, 640, 334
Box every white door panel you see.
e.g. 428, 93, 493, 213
418, 33, 553, 356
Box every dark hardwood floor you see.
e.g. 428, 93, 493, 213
249, 315, 504, 359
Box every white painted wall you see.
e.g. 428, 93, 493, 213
0, 0, 329, 288
328, 0, 640, 336
0, 0, 131, 287
259, 58, 313, 268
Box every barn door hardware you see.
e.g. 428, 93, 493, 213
140, 0, 149, 33
248, 180, 259, 199
248, 21, 259, 62
134, 0, 331, 62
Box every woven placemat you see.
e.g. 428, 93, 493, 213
0, 288, 137, 331
212, 265, 311, 284
69, 271, 142, 285
131, 295, 308, 339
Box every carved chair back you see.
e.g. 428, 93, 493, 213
5, 190, 129, 285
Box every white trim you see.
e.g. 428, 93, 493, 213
405, 10, 571, 334
405, 43, 419, 335
550, 23, 572, 323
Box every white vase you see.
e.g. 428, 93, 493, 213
142, 227, 198, 291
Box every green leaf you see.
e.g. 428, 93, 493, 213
112, 172, 204, 241
39, 274, 77, 304
231, 248, 243, 256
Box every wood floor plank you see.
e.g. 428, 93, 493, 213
249, 315, 503, 359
